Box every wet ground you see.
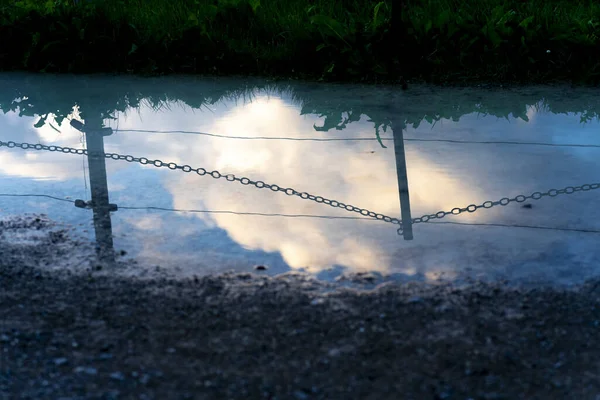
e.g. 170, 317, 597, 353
2, 74, 600, 398
2, 214, 600, 400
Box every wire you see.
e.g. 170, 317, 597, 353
403, 138, 600, 148
0, 193, 377, 221
118, 205, 378, 221
0, 194, 75, 203
4, 194, 600, 234
427, 221, 600, 234
114, 128, 600, 148
115, 128, 390, 141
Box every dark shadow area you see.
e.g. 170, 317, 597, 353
3, 1, 600, 84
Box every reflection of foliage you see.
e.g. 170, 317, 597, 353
580, 110, 599, 124
2, 75, 600, 140
371, 121, 389, 148
312, 110, 361, 131
0, 74, 267, 123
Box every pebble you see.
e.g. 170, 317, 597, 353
105, 390, 120, 399
73, 366, 97, 375
485, 375, 498, 386
53, 357, 68, 366
408, 296, 423, 303
110, 372, 125, 381
552, 379, 562, 388
293, 390, 310, 400
328, 348, 341, 357
98, 353, 114, 360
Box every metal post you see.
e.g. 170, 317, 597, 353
392, 117, 414, 240
70, 117, 116, 264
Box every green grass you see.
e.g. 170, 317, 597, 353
1, 0, 600, 84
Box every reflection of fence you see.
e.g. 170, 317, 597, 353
0, 139, 402, 225
0, 194, 377, 221
1, 140, 599, 236
398, 184, 600, 235
3, 193, 600, 234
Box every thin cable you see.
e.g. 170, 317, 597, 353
0, 194, 75, 203
4, 194, 600, 233
403, 138, 600, 148
0, 193, 377, 221
118, 206, 377, 221
428, 221, 600, 234
113, 128, 600, 148
115, 128, 390, 141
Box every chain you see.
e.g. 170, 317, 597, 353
399, 183, 600, 235
0, 140, 402, 225
3, 140, 598, 237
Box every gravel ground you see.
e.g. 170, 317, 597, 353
2, 215, 600, 400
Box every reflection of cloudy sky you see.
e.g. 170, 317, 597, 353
1, 81, 600, 284
106, 95, 483, 272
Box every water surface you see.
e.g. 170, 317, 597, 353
1, 73, 599, 286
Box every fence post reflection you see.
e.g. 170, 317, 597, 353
392, 118, 413, 240
70, 117, 116, 264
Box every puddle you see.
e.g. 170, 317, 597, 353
0, 73, 599, 287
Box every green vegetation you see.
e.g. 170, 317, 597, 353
2, 0, 600, 84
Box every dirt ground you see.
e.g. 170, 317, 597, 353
2, 215, 600, 400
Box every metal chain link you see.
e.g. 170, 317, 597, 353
2, 140, 598, 236
0, 140, 402, 225
398, 183, 600, 235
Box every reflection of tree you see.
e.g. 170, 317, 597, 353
0, 74, 277, 129
71, 117, 117, 264
392, 118, 412, 239
3, 75, 600, 137
294, 86, 600, 136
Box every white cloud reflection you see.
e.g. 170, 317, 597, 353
1, 82, 600, 284
109, 95, 483, 273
